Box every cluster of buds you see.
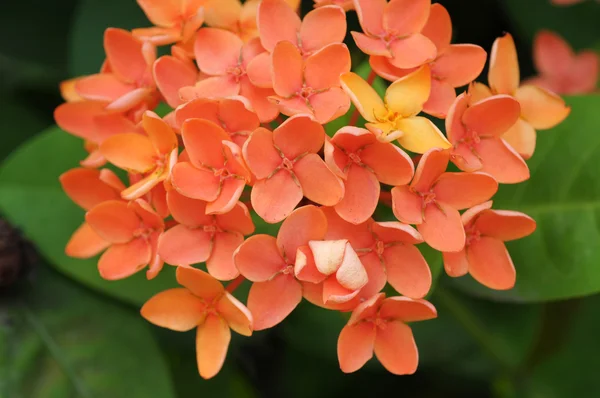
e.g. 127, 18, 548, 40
55, 0, 569, 378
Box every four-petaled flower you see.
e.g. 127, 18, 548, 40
141, 267, 253, 379
443, 201, 536, 290
133, 0, 206, 45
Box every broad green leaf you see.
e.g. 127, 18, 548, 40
452, 95, 600, 301
501, 0, 600, 51
0, 100, 49, 161
0, 265, 175, 397
68, 0, 149, 76
0, 127, 177, 306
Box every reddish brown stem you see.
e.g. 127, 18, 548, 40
348, 69, 377, 127
226, 275, 246, 293
275, 115, 285, 125
366, 69, 377, 85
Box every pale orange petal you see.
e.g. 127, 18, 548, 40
278, 205, 328, 262
98, 237, 151, 280
176, 266, 225, 300
474, 210, 536, 242
171, 162, 220, 201
411, 147, 449, 192
305, 43, 351, 90
60, 168, 121, 211
233, 234, 285, 282
374, 321, 418, 375
383, 0, 430, 36
194, 28, 243, 74
388, 34, 437, 70
141, 288, 205, 332
66, 222, 110, 258
340, 72, 386, 123
181, 118, 229, 168
334, 164, 380, 225
463, 95, 521, 137
514, 85, 571, 130
391, 185, 423, 225
274, 115, 325, 158
384, 244, 431, 299
294, 153, 345, 206
247, 274, 302, 330
153, 55, 198, 108
158, 224, 212, 266
354, 0, 387, 36
488, 33, 520, 95
443, 249, 469, 277
421, 3, 451, 53
418, 202, 465, 252
476, 138, 530, 184
467, 237, 516, 290
85, 200, 139, 243
206, 232, 243, 280
272, 40, 303, 97
434, 172, 498, 210
257, 0, 301, 52
378, 296, 437, 322
300, 5, 347, 53
104, 28, 147, 83
196, 314, 231, 379
502, 118, 537, 159
251, 170, 303, 223
337, 322, 376, 373
100, 133, 155, 173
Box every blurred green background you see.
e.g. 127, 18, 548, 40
0, 0, 599, 397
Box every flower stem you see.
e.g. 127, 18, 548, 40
226, 275, 246, 293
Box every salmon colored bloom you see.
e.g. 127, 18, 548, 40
337, 293, 437, 374
75, 29, 159, 115
243, 115, 344, 223
158, 190, 254, 280
257, 0, 347, 55
314, 0, 354, 10
340, 66, 451, 153
295, 239, 368, 304
324, 127, 414, 224
100, 111, 178, 200
204, 0, 301, 42
133, 0, 205, 45
447, 91, 530, 184
153, 55, 199, 109
270, 41, 351, 123
60, 168, 125, 258
391, 148, 498, 252
141, 267, 252, 379
370, 4, 487, 118
233, 206, 327, 329
174, 97, 260, 147
443, 201, 536, 290
484, 33, 571, 159
180, 29, 278, 122
85, 199, 164, 280
527, 30, 599, 95
323, 207, 432, 299
171, 119, 251, 214
352, 0, 437, 69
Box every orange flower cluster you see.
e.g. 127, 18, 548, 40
55, 0, 568, 378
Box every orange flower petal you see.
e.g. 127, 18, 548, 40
245, 52, 273, 88
305, 43, 351, 90
176, 266, 225, 300
388, 34, 437, 70
180, 76, 241, 100
141, 288, 205, 332
361, 141, 414, 186
433, 44, 487, 87
234, 234, 285, 282
251, 170, 303, 223
66, 222, 110, 258
60, 168, 121, 211
411, 148, 449, 192
104, 28, 147, 83
533, 30, 574, 80
100, 133, 156, 173
502, 118, 536, 159
423, 78, 456, 119
257, 0, 302, 52
348, 292, 385, 325
278, 205, 328, 262
215, 202, 255, 235
194, 28, 243, 75
166, 190, 211, 227
391, 185, 423, 225
354, 0, 386, 36
463, 95, 521, 138
467, 237, 516, 290
175, 98, 220, 128
357, 252, 387, 298
374, 321, 418, 375
85, 200, 139, 243
474, 210, 536, 242
488, 33, 520, 95
238, 79, 280, 123
206, 178, 246, 215
217, 291, 253, 336
206, 232, 243, 280
514, 85, 571, 130
396, 115, 451, 153
352, 32, 391, 57
469, 82, 493, 103
300, 5, 347, 53
378, 296, 437, 322
421, 3, 451, 53
434, 172, 498, 210
54, 101, 108, 141
418, 202, 465, 252
75, 73, 134, 102
294, 153, 345, 206
204, 0, 242, 29
247, 274, 302, 330
272, 40, 303, 98
132, 26, 181, 46
98, 237, 151, 280
476, 138, 530, 184
181, 119, 229, 169
153, 55, 198, 108
384, 244, 431, 299
295, 245, 329, 283
569, 51, 599, 94
323, 275, 360, 303
337, 322, 376, 373
335, 243, 368, 291
383, 0, 430, 36
196, 314, 231, 379
322, 207, 375, 248
137, 0, 180, 27
143, 111, 177, 154
451, 144, 483, 173
242, 127, 281, 179
158, 224, 212, 266
171, 162, 220, 201
308, 239, 347, 276
310, 88, 351, 124
334, 164, 380, 225
372, 222, 423, 245
274, 115, 325, 159
340, 72, 386, 123
385, 65, 431, 117
443, 249, 469, 277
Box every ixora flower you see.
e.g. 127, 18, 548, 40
443, 201, 536, 290
54, 0, 566, 380
141, 267, 253, 379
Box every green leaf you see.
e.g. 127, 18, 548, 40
452, 95, 600, 301
0, 265, 175, 397
0, 100, 49, 162
68, 0, 149, 76
0, 127, 177, 306
501, 0, 600, 50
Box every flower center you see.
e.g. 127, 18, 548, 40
214, 168, 230, 180
299, 85, 315, 99
282, 157, 294, 171
465, 225, 481, 246
133, 226, 154, 239
375, 240, 385, 256
348, 153, 362, 165
227, 65, 246, 82
421, 191, 436, 205
282, 265, 294, 275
